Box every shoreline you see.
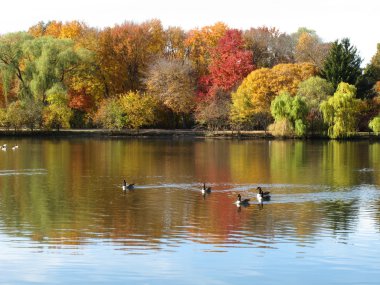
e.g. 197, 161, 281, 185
0, 128, 379, 140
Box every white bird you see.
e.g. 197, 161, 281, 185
12, 145, 19, 150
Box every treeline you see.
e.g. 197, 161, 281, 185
0, 20, 379, 138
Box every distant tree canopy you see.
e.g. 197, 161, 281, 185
0, 20, 378, 135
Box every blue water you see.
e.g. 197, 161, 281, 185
0, 138, 379, 284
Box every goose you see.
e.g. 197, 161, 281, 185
235, 194, 250, 205
122, 180, 135, 191
1, 144, 7, 151
12, 145, 19, 150
201, 183, 211, 194
256, 186, 271, 203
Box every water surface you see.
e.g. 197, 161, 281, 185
0, 138, 379, 284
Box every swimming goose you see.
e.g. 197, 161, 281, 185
201, 183, 211, 194
122, 180, 135, 190
235, 194, 250, 205
1, 144, 6, 151
12, 145, 19, 150
256, 186, 271, 203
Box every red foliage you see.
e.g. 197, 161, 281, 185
68, 88, 94, 112
198, 29, 254, 99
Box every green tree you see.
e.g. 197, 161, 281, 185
0, 33, 33, 102
93, 97, 125, 129
321, 38, 362, 89
120, 91, 157, 130
42, 84, 72, 130
297, 76, 334, 133
320, 82, 361, 138
6, 101, 25, 130
21, 98, 43, 130
369, 115, 380, 134
269, 92, 309, 137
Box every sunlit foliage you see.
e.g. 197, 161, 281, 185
320, 82, 361, 138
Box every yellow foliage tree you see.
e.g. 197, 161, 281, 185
185, 22, 228, 75
231, 63, 316, 124
120, 91, 157, 130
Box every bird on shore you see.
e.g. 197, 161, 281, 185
201, 183, 211, 195
235, 194, 250, 206
256, 186, 271, 203
122, 179, 135, 191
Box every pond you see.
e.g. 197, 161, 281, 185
0, 138, 379, 284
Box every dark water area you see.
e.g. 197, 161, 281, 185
0, 138, 379, 284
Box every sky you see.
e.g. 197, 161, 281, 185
0, 0, 379, 64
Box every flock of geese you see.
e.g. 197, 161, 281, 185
122, 180, 271, 206
1, 144, 19, 151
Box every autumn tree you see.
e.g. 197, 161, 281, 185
230, 63, 316, 127
164, 26, 187, 60
244, 26, 294, 68
294, 31, 330, 70
120, 91, 157, 130
28, 20, 87, 41
93, 97, 125, 129
145, 58, 196, 128
370, 43, 380, 79
198, 29, 254, 99
195, 91, 231, 130
320, 82, 361, 138
321, 38, 362, 89
185, 22, 228, 75
96, 19, 165, 95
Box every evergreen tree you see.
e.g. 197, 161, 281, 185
321, 38, 362, 89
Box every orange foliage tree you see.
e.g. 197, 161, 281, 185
231, 63, 317, 125
96, 19, 165, 95
185, 22, 228, 76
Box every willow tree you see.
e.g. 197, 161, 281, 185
269, 92, 309, 137
0, 32, 33, 104
42, 84, 72, 130
23, 36, 89, 103
320, 82, 361, 138
369, 115, 380, 134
